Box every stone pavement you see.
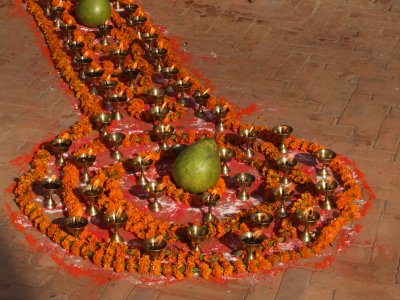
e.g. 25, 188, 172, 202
0, 0, 399, 299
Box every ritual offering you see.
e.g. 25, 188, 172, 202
13, 0, 372, 282
76, 0, 111, 28
172, 139, 221, 194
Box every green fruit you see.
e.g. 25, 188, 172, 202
172, 139, 221, 194
76, 0, 111, 28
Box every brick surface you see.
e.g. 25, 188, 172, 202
338, 92, 389, 139
275, 268, 312, 300
1, 0, 400, 299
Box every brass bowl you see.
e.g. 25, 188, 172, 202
211, 105, 229, 118
272, 125, 293, 137
143, 237, 167, 259
239, 128, 257, 139
145, 181, 166, 198
41, 178, 62, 191
104, 211, 128, 227
161, 66, 179, 79
155, 124, 174, 137
130, 156, 154, 172
105, 132, 126, 145
76, 153, 96, 166
219, 147, 235, 161
239, 231, 265, 246
315, 149, 336, 164
276, 156, 297, 172
84, 68, 104, 79
315, 180, 338, 195
295, 210, 320, 226
65, 216, 88, 237
142, 32, 158, 42
234, 172, 255, 187
93, 112, 113, 127
187, 225, 209, 243
201, 192, 221, 207
146, 88, 165, 105
123, 67, 140, 79
80, 185, 103, 200
249, 212, 273, 229
51, 137, 72, 153
127, 15, 147, 27
150, 47, 167, 58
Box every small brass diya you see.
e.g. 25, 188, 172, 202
60, 23, 76, 45
51, 136, 72, 167
187, 225, 209, 252
109, 93, 128, 121
239, 127, 257, 159
124, 3, 138, 17
155, 124, 174, 151
249, 212, 273, 229
105, 132, 126, 161
193, 90, 210, 118
272, 185, 294, 218
104, 211, 128, 243
101, 79, 118, 104
43, 0, 51, 17
276, 156, 297, 186
296, 209, 320, 243
141, 32, 158, 51
81, 184, 103, 216
239, 231, 266, 263
97, 24, 113, 46
234, 173, 255, 201
315, 179, 338, 211
130, 156, 153, 186
84, 68, 104, 95
114, 0, 122, 10
127, 15, 147, 28
201, 192, 221, 223
218, 147, 235, 175
146, 87, 166, 106
150, 104, 169, 127
315, 149, 336, 179
123, 67, 140, 89
93, 112, 113, 139
67, 40, 84, 59
161, 66, 179, 94
41, 177, 62, 209
211, 105, 230, 132
143, 237, 167, 260
111, 48, 129, 70
65, 215, 88, 237
76, 153, 96, 184
174, 79, 192, 106
74, 55, 93, 80
272, 125, 293, 154
145, 181, 166, 212
50, 6, 65, 29
150, 47, 167, 72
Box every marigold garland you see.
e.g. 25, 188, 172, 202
13, 0, 369, 280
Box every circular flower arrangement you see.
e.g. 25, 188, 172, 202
14, 0, 371, 280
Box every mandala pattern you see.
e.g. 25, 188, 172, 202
14, 0, 372, 280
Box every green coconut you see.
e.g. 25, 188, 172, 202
76, 0, 111, 28
172, 139, 221, 194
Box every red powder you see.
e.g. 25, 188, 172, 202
314, 255, 335, 269
236, 103, 258, 119
5, 183, 16, 194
